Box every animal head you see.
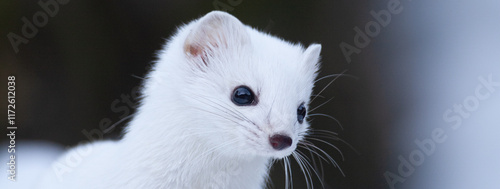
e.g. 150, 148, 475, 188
142, 11, 321, 159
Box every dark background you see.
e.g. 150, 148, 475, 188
1, 0, 404, 188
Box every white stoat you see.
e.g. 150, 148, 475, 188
37, 11, 322, 189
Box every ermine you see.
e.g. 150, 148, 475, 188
37, 11, 324, 189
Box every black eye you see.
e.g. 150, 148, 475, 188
297, 103, 306, 124
232, 86, 255, 106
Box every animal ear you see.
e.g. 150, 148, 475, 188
184, 11, 250, 67
302, 44, 322, 70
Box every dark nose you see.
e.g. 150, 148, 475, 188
269, 134, 292, 150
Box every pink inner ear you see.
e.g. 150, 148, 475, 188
188, 45, 201, 56
186, 37, 224, 67
185, 43, 209, 67
183, 11, 250, 70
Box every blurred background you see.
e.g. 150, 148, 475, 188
0, 0, 499, 188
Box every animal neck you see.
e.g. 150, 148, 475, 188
120, 108, 271, 188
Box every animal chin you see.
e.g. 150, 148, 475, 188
270, 147, 296, 159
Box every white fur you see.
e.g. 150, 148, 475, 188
37, 11, 321, 189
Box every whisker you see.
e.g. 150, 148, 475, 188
307, 146, 325, 185
305, 137, 345, 161
292, 152, 313, 189
131, 74, 147, 80
266, 94, 278, 125
309, 130, 360, 155
284, 157, 293, 189
307, 113, 344, 130
196, 95, 262, 131
266, 160, 277, 189
190, 107, 244, 127
295, 150, 327, 189
207, 96, 255, 124
309, 129, 340, 137
193, 96, 249, 123
310, 94, 325, 99
188, 107, 265, 152
191, 107, 264, 143
283, 157, 288, 189
300, 140, 340, 165
308, 97, 334, 113
314, 73, 359, 83
301, 140, 345, 177
311, 69, 348, 104
297, 143, 330, 163
103, 113, 135, 134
